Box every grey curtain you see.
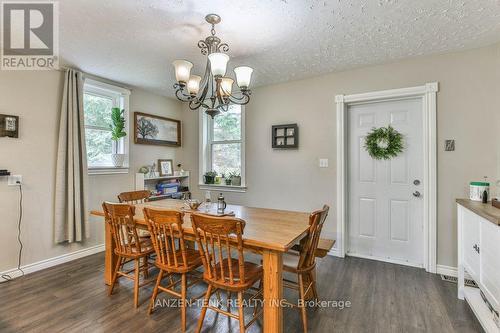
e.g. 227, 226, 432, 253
54, 69, 89, 243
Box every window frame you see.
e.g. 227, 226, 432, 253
83, 78, 131, 175
199, 105, 246, 192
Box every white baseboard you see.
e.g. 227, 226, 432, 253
328, 247, 342, 257
327, 252, 459, 278
435, 264, 473, 280
436, 264, 458, 277
0, 244, 105, 279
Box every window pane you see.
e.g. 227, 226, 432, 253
213, 105, 241, 141
84, 93, 113, 128
212, 143, 241, 175
85, 128, 113, 167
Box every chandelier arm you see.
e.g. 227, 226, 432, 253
174, 86, 194, 102
217, 43, 229, 53
198, 40, 209, 55
227, 93, 251, 105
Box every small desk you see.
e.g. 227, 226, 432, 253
91, 199, 312, 333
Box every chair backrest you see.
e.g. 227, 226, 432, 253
118, 190, 150, 204
143, 208, 189, 269
298, 205, 330, 270
103, 202, 143, 256
190, 213, 246, 286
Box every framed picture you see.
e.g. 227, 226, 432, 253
158, 159, 174, 176
134, 112, 181, 146
272, 124, 298, 149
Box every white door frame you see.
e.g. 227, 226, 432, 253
335, 82, 438, 273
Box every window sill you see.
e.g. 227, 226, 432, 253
198, 183, 247, 193
88, 167, 129, 175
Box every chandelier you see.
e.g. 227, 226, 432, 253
172, 14, 253, 118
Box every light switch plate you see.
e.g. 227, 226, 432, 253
8, 175, 22, 186
319, 159, 329, 168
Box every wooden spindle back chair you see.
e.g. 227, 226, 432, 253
103, 202, 143, 256
143, 208, 203, 331
102, 202, 155, 308
191, 213, 263, 333
118, 190, 151, 237
297, 204, 330, 272
281, 204, 330, 333
191, 213, 247, 287
144, 208, 189, 269
118, 190, 151, 204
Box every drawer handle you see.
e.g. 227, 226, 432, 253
473, 244, 480, 254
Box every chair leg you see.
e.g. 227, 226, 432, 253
227, 291, 232, 312
309, 270, 318, 301
298, 274, 308, 333
148, 269, 164, 315
108, 256, 122, 296
253, 279, 263, 317
196, 284, 212, 333
134, 259, 140, 308
237, 291, 246, 333
143, 256, 150, 279
181, 273, 187, 332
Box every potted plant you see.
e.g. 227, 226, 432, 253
225, 177, 232, 186
110, 107, 127, 167
203, 171, 217, 184
230, 171, 241, 186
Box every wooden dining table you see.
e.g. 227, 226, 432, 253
90, 199, 312, 333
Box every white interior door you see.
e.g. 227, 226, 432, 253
347, 98, 424, 267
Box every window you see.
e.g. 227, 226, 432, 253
83, 79, 130, 174
200, 104, 246, 190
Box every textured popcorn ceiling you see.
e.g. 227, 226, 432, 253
60, 0, 500, 96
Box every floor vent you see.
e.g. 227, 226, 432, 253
440, 274, 477, 287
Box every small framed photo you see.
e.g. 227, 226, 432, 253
158, 159, 174, 176
272, 124, 298, 149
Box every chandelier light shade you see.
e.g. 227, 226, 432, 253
187, 75, 202, 95
208, 53, 229, 77
172, 60, 193, 84
234, 66, 253, 89
172, 14, 253, 118
219, 77, 234, 97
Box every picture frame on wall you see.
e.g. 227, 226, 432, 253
158, 159, 174, 176
272, 124, 298, 149
134, 112, 181, 146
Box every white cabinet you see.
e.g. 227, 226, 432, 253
457, 203, 500, 333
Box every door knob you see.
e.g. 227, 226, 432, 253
413, 179, 421, 185
413, 191, 421, 197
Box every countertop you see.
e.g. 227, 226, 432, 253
456, 199, 500, 226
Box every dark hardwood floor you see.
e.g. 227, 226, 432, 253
0, 253, 482, 332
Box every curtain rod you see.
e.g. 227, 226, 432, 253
55, 65, 133, 91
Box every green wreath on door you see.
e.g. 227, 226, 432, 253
364, 126, 404, 160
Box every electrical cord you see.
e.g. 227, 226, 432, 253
0, 182, 24, 284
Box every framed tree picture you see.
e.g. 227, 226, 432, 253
134, 112, 181, 146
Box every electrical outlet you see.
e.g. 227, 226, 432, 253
319, 158, 329, 168
8, 175, 22, 186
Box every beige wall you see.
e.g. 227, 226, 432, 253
0, 70, 183, 272
182, 43, 500, 268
